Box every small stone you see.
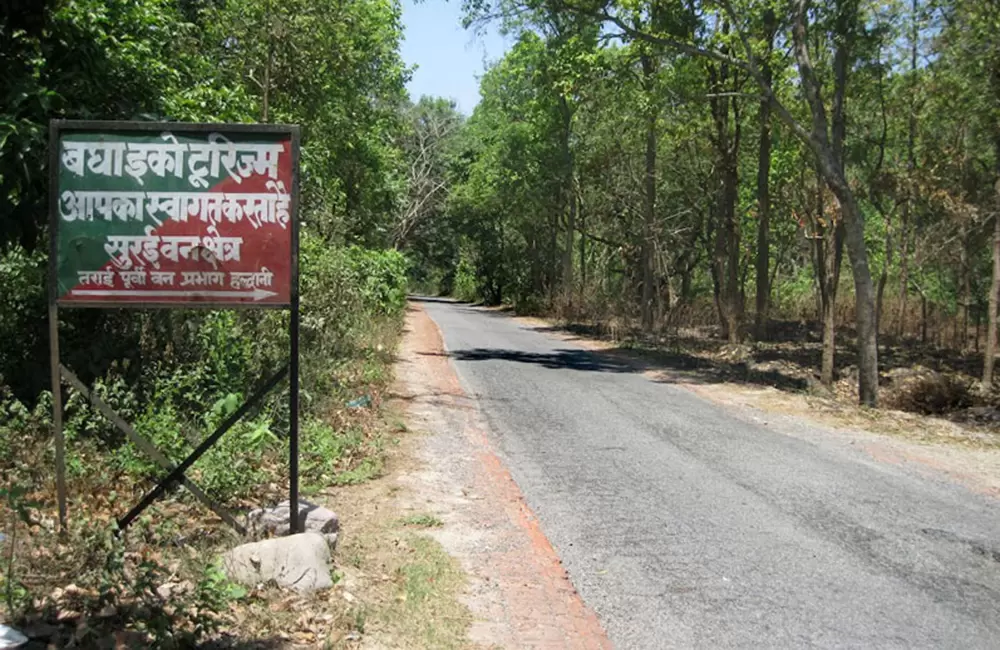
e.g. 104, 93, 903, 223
97, 603, 117, 618
247, 500, 339, 540
155, 580, 194, 601
223, 533, 332, 594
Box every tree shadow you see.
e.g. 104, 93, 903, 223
526, 315, 996, 398
447, 344, 811, 392
450, 347, 640, 373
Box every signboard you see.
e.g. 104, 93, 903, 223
47, 120, 304, 534
50, 121, 299, 308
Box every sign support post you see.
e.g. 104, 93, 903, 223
288, 129, 302, 534
49, 303, 68, 532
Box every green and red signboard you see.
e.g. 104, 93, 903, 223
47, 121, 303, 534
50, 121, 300, 308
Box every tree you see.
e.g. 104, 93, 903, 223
587, 0, 882, 404
395, 97, 465, 249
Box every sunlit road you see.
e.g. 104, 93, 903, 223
417, 297, 1000, 649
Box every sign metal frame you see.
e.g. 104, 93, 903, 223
48, 119, 303, 534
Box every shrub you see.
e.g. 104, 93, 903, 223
452, 253, 478, 302
883, 367, 973, 415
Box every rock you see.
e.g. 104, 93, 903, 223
0, 624, 27, 649
222, 533, 332, 593
247, 500, 339, 549
156, 580, 194, 601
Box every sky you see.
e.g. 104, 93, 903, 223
400, 0, 513, 115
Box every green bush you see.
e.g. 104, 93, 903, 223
452, 253, 478, 302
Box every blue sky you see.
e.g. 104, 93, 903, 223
400, 0, 513, 114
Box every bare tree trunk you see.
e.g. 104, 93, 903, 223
821, 281, 837, 385
641, 52, 658, 333
565, 191, 576, 304
962, 225, 971, 350
792, 0, 879, 405
579, 185, 587, 290
723, 138, 741, 344
920, 291, 928, 344
811, 171, 844, 388
897, 202, 910, 338
754, 11, 777, 341
984, 211, 1000, 386
559, 96, 575, 308
897, 0, 919, 340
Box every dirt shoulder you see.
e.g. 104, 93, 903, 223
388, 303, 612, 650
512, 313, 1000, 499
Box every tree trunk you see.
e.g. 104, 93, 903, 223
565, 189, 576, 305
723, 146, 740, 344
754, 11, 777, 341
876, 260, 888, 335
984, 210, 1000, 386
962, 225, 971, 350
897, 0, 919, 340
709, 53, 742, 344
579, 188, 587, 289
821, 280, 837, 386
921, 291, 928, 344
815, 159, 877, 403
897, 200, 910, 338
559, 96, 575, 306
640, 51, 659, 332
811, 173, 844, 388
792, 0, 878, 405
640, 52, 658, 332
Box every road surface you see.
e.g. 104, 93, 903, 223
417, 298, 1000, 649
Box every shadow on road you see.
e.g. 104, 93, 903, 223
450, 348, 638, 373
412, 298, 811, 392
443, 341, 808, 392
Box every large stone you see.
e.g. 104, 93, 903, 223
222, 533, 332, 593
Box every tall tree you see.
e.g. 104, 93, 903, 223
754, 8, 778, 339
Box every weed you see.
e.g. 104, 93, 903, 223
334, 457, 383, 485
400, 513, 443, 528
387, 535, 470, 649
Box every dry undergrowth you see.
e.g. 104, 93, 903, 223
2, 322, 472, 648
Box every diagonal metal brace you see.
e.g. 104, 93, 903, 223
117, 362, 289, 532
60, 364, 247, 535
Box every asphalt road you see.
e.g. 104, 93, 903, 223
417, 298, 1000, 650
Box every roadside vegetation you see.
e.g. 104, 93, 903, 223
0, 0, 459, 647
396, 0, 1000, 437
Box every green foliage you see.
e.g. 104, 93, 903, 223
400, 513, 444, 528
452, 250, 479, 302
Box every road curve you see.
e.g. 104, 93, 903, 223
417, 297, 1000, 650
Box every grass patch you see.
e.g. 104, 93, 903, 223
381, 534, 470, 649
400, 513, 444, 528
